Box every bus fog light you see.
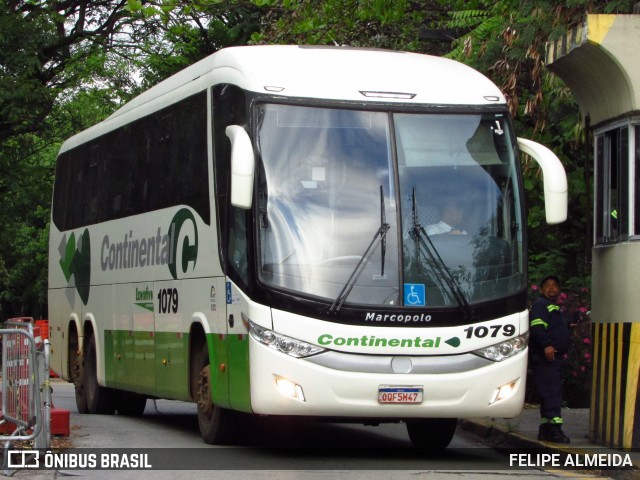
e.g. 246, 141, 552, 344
275, 376, 306, 402
490, 380, 518, 405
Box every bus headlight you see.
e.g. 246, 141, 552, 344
472, 333, 528, 362
249, 321, 325, 358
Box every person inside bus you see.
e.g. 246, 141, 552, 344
426, 197, 467, 235
529, 275, 571, 444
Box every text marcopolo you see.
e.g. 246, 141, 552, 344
365, 312, 432, 323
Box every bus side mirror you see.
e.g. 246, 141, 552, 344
517, 138, 568, 224
226, 125, 255, 209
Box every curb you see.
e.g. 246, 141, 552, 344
459, 418, 544, 450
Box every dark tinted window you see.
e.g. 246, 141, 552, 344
52, 91, 209, 230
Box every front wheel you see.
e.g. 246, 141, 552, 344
406, 418, 457, 449
195, 342, 235, 444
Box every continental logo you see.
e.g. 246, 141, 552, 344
59, 209, 199, 305
317, 334, 462, 349
99, 209, 198, 280
59, 229, 91, 305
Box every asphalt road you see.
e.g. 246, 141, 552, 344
15, 380, 607, 480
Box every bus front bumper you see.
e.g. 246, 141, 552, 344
249, 338, 526, 419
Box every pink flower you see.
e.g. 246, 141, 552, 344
572, 371, 578, 376
531, 284, 539, 291
583, 338, 591, 344
580, 366, 586, 371
581, 287, 589, 293
584, 352, 591, 359
579, 306, 588, 313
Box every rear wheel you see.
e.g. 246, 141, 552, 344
406, 418, 457, 449
84, 334, 117, 414
194, 342, 235, 444
70, 335, 88, 414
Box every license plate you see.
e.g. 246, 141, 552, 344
378, 386, 423, 404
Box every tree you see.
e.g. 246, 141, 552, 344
0, 0, 264, 319
0, 88, 118, 319
0, 1, 145, 319
252, 0, 446, 53
125, 0, 263, 89
0, 1, 140, 144
439, 0, 638, 288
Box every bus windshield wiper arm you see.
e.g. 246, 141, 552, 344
379, 185, 387, 278
409, 188, 475, 322
327, 186, 390, 315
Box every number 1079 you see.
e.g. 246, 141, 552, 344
463, 324, 515, 339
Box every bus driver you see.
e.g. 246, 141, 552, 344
426, 197, 467, 235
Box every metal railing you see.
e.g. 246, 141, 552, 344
0, 318, 51, 474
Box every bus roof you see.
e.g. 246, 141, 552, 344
61, 45, 507, 152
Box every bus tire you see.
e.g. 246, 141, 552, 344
195, 342, 234, 444
406, 418, 457, 449
71, 338, 88, 414
84, 334, 117, 415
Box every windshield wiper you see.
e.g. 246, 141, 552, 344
379, 185, 388, 278
327, 186, 390, 315
409, 188, 475, 322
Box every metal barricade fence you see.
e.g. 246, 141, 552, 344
0, 318, 51, 474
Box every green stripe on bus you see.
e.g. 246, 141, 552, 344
103, 329, 251, 411
104, 329, 190, 402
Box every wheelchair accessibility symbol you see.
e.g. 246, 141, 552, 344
404, 283, 426, 306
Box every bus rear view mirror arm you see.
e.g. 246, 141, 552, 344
517, 138, 568, 225
226, 125, 255, 209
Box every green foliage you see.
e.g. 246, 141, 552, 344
436, 1, 639, 289
0, 137, 55, 319
254, 0, 439, 52
124, 1, 264, 88
0, 1, 264, 319
563, 313, 592, 408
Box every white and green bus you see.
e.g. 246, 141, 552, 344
48, 45, 567, 448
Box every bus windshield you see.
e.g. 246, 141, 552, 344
256, 104, 524, 308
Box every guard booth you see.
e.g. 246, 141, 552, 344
546, 14, 640, 448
